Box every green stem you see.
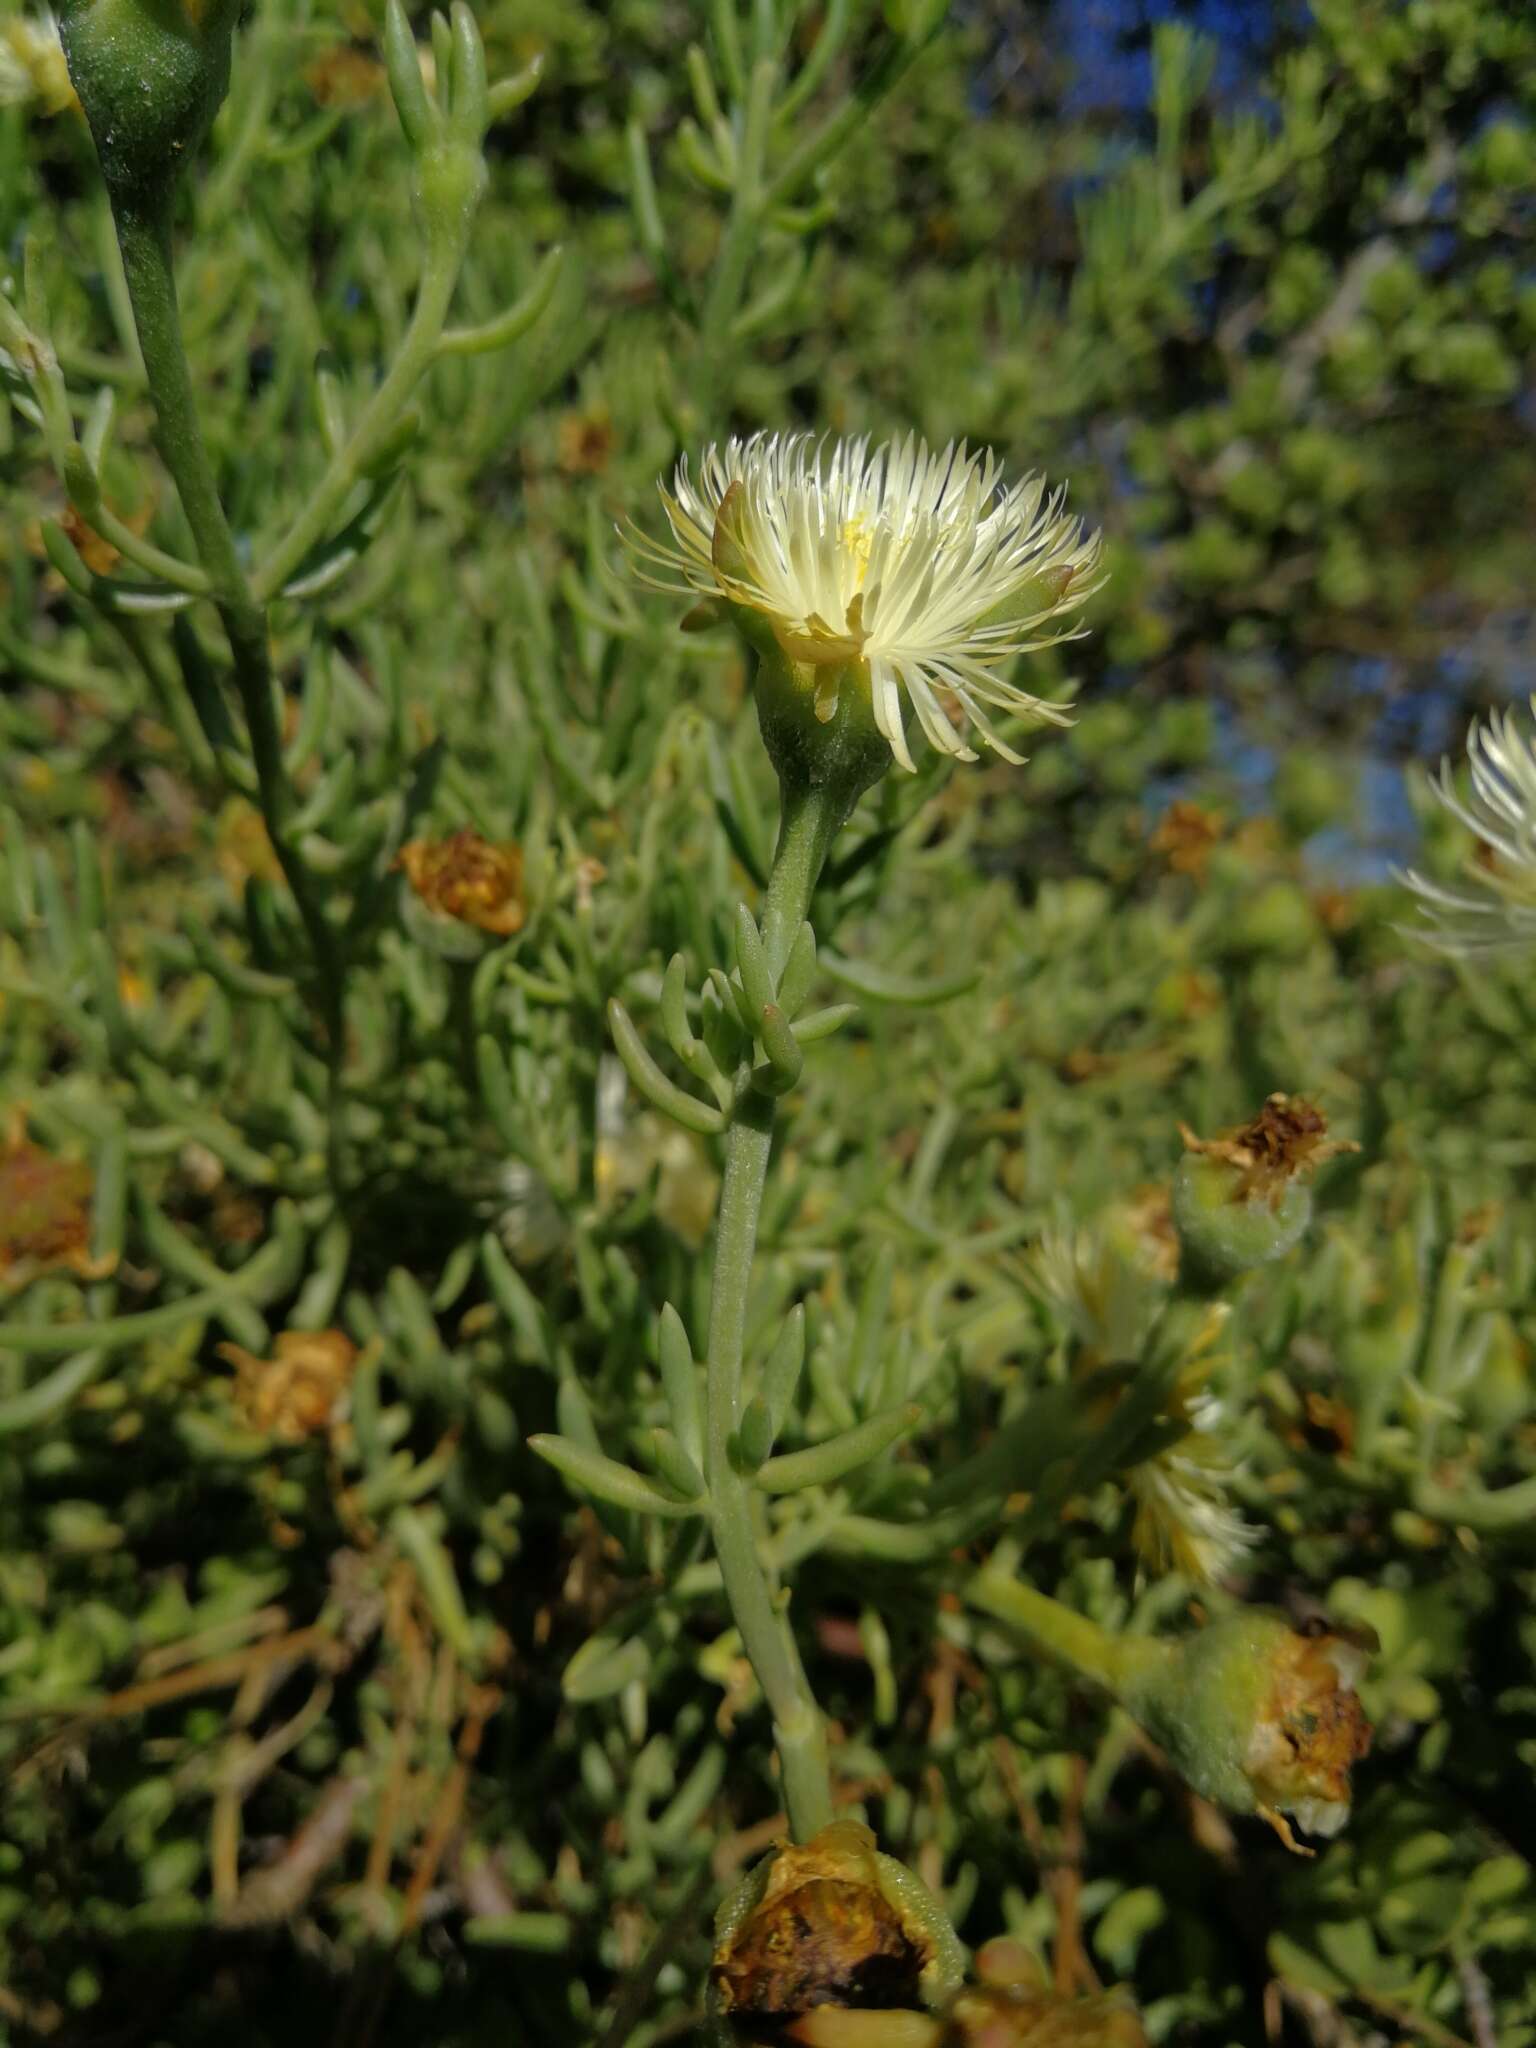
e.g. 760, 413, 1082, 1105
965, 1571, 1167, 1695
109, 195, 348, 1184
703, 777, 842, 1840
759, 781, 843, 976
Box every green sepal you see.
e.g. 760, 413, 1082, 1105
1172, 1153, 1312, 1275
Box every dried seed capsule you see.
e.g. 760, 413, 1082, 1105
398, 830, 525, 939
1172, 1093, 1353, 1275
0, 1122, 100, 1284
710, 1821, 963, 2039
1117, 1609, 1373, 1850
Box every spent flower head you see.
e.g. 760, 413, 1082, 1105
1173, 1094, 1353, 1277
628, 431, 1101, 772
1118, 1609, 1373, 1851
710, 1821, 964, 2035
218, 1329, 359, 1445
398, 829, 525, 938
1400, 701, 1536, 957
0, 1120, 102, 1285
787, 1942, 1147, 2047
1030, 1227, 1255, 1585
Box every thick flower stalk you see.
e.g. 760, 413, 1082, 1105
628, 431, 1102, 771
1401, 701, 1536, 956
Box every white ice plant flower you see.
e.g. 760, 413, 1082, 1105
0, 11, 73, 115
1126, 1381, 1259, 1588
1401, 702, 1536, 957
1030, 1225, 1256, 1587
627, 431, 1102, 772
1031, 1226, 1160, 1364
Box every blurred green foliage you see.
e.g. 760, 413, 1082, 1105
2, 1, 1535, 2044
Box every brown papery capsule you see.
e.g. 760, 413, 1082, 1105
711, 1821, 964, 2036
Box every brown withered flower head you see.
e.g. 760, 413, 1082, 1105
1118, 1608, 1374, 1854
220, 1329, 358, 1444
556, 404, 616, 476
0, 1119, 106, 1286
1178, 1093, 1354, 1208
712, 1821, 963, 2035
1243, 1625, 1374, 1850
398, 830, 525, 938
1149, 799, 1225, 880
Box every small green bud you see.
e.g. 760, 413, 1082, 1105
58, 0, 240, 204
1172, 1094, 1352, 1276
639, 1427, 706, 1503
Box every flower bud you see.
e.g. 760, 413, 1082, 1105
709, 1821, 964, 2040
1116, 1610, 1372, 1850
1172, 1094, 1353, 1276
58, 0, 241, 204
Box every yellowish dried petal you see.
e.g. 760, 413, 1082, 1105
398, 830, 525, 937
220, 1329, 359, 1444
